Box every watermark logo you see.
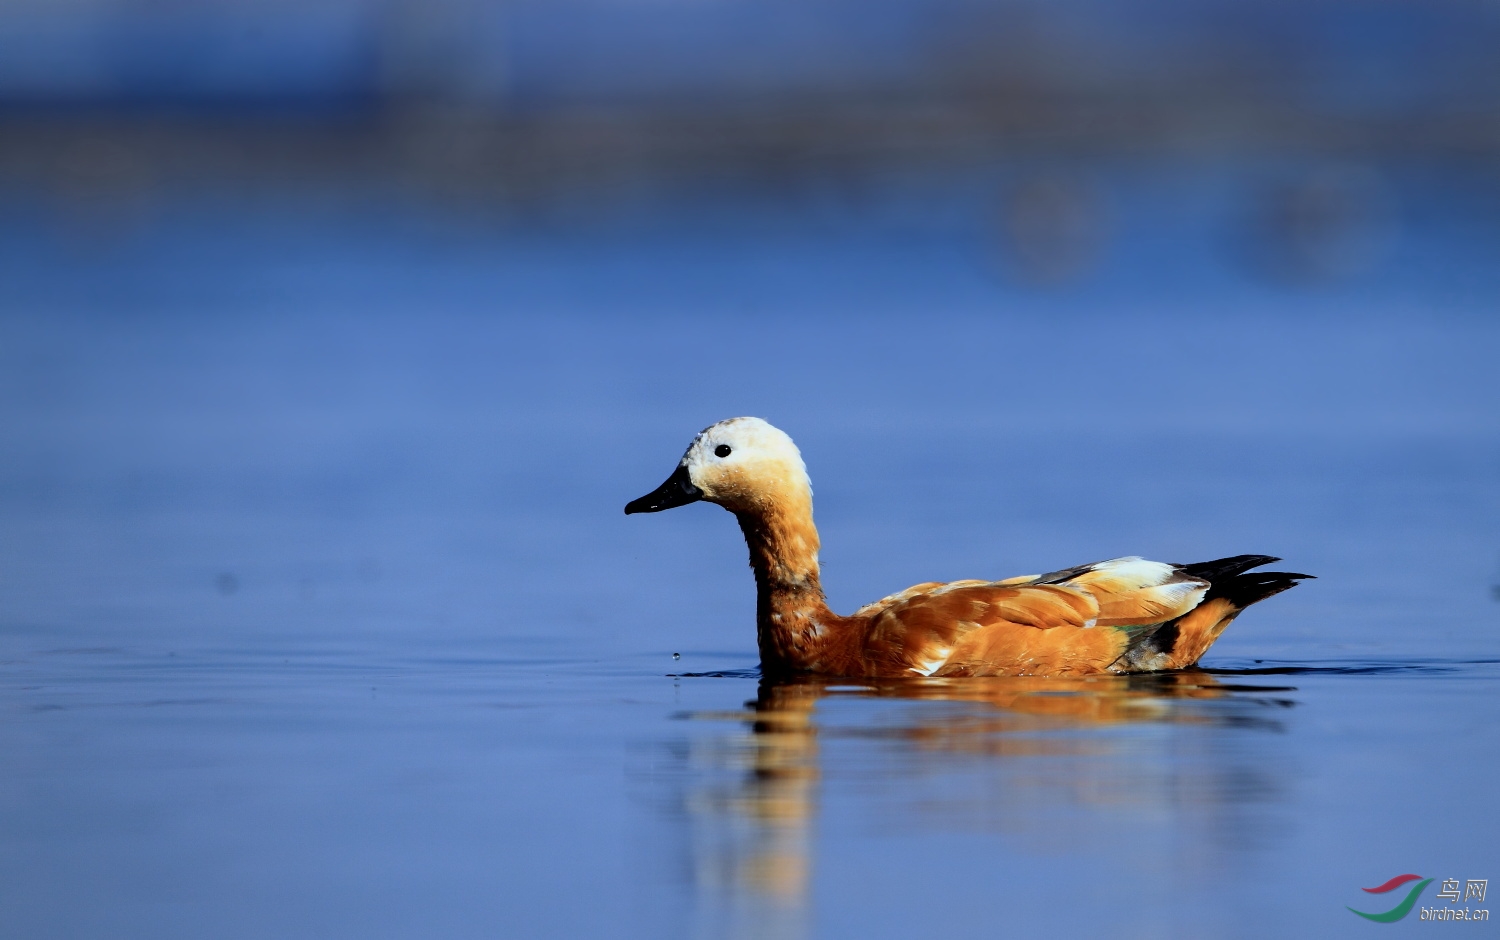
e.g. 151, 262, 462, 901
1348, 875, 1489, 923
1349, 874, 1432, 923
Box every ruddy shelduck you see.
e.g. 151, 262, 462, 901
626, 417, 1310, 678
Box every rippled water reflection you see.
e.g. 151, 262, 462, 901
676, 672, 1297, 917
650, 661, 1499, 939
3, 634, 1496, 938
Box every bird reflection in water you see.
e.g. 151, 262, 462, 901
673, 671, 1294, 939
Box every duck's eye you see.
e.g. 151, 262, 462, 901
714, 444, 732, 458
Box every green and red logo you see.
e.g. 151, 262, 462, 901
1348, 874, 1432, 923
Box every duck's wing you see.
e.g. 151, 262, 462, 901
862, 555, 1309, 676
861, 558, 1210, 677
1027, 556, 1211, 627
863, 578, 1113, 677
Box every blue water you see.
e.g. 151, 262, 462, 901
0, 172, 1497, 937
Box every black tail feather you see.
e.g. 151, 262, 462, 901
1174, 554, 1282, 582
1210, 571, 1314, 608
1173, 554, 1313, 608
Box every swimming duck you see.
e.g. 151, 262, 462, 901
626, 417, 1310, 678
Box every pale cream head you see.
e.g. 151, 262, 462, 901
680, 417, 812, 514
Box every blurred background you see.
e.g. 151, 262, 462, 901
2, 0, 1499, 288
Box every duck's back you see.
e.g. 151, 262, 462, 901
846, 555, 1309, 677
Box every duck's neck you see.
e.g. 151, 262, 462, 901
734, 490, 836, 672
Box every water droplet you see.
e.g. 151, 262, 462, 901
672, 652, 680, 660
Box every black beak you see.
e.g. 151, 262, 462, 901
625, 463, 704, 514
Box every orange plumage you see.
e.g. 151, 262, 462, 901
626, 418, 1310, 678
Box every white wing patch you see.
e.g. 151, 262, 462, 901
1083, 557, 1209, 610
1157, 579, 1208, 607
1051, 556, 1209, 624
1085, 556, 1178, 588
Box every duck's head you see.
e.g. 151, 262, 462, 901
625, 417, 811, 517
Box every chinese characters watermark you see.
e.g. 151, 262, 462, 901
1349, 874, 1489, 923
1421, 878, 1487, 922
